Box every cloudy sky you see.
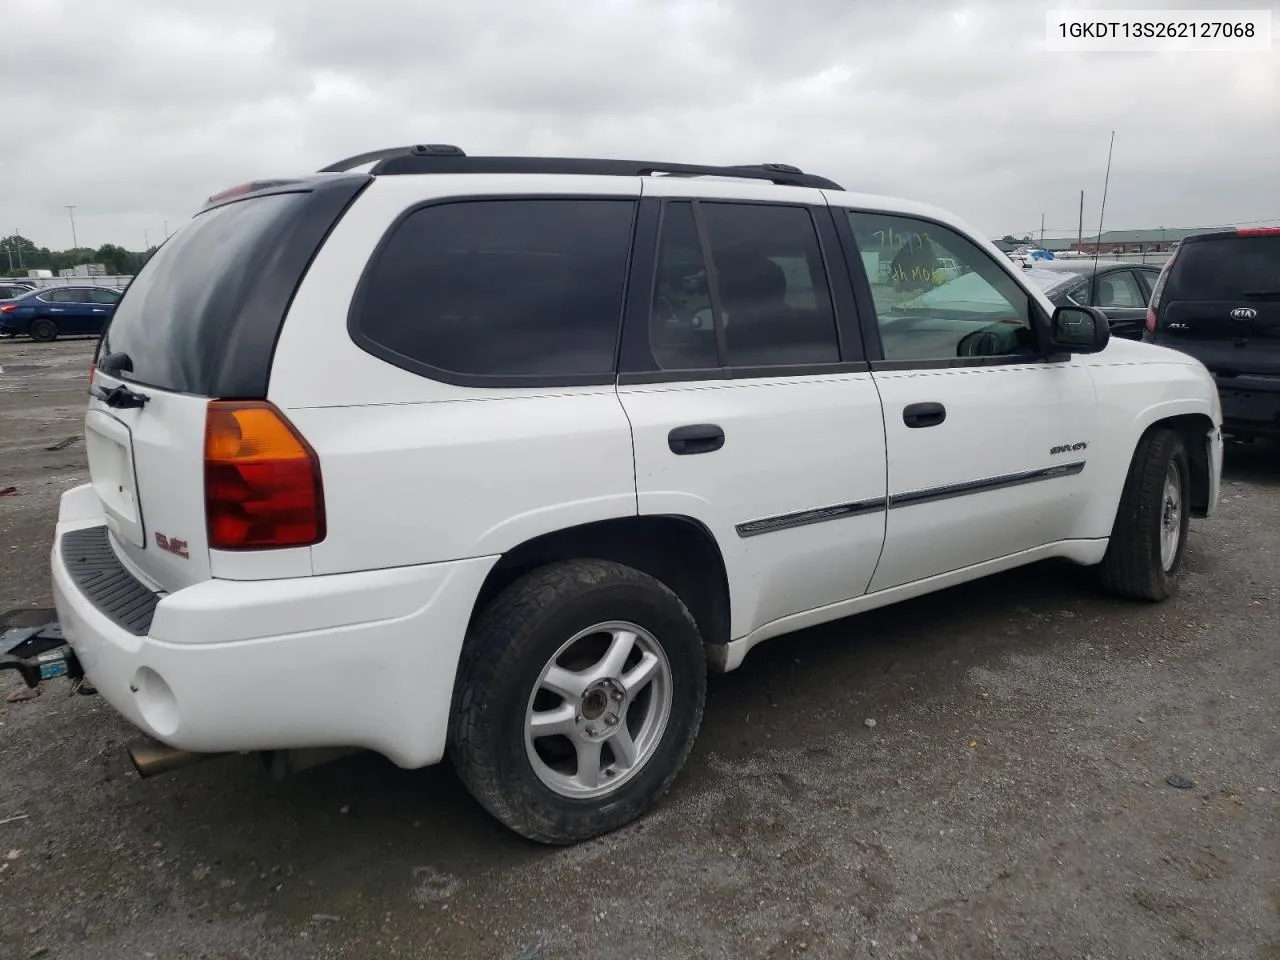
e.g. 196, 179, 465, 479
2, 0, 1277, 252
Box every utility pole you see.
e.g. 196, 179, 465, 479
1077, 190, 1084, 251
5, 240, 12, 273
65, 205, 78, 250
144, 228, 150, 251
1040, 213, 1045, 247
163, 219, 169, 239
14, 229, 23, 269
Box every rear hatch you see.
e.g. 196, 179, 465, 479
84, 176, 368, 593
1153, 232, 1280, 391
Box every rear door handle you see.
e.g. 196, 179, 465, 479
668, 423, 725, 455
903, 402, 946, 429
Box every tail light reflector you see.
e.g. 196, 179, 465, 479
0, 304, 16, 314
1145, 308, 1157, 334
1237, 227, 1280, 237
204, 401, 325, 550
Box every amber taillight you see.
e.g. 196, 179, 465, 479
203, 401, 325, 550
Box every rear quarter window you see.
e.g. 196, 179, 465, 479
1166, 235, 1280, 301
351, 198, 637, 385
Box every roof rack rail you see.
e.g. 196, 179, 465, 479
319, 143, 467, 173
319, 145, 843, 190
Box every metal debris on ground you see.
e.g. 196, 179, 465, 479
0, 814, 29, 826
44, 437, 79, 451
1166, 774, 1195, 790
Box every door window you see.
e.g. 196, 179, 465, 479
1091, 271, 1148, 308
846, 211, 1037, 362
88, 289, 121, 304
649, 201, 840, 370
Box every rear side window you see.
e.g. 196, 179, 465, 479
353, 199, 637, 383
101, 192, 312, 394
1166, 235, 1280, 301
648, 201, 840, 371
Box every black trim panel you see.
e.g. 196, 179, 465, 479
60, 526, 160, 637
736, 497, 888, 538
734, 461, 1086, 538
889, 461, 1086, 509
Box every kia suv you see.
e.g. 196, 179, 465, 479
1143, 228, 1280, 439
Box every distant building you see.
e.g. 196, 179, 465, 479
997, 228, 1232, 258
58, 263, 108, 278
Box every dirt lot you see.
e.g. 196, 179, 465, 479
1, 337, 1277, 960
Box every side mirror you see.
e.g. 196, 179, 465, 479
1048, 304, 1110, 354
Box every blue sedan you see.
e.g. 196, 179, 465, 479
0, 286, 122, 341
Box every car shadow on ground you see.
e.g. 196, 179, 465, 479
135, 545, 1225, 895
1221, 436, 1280, 487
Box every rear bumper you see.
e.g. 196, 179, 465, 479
1215, 376, 1280, 436
50, 484, 497, 768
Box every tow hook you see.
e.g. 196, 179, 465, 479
0, 618, 90, 693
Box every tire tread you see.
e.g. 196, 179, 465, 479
1100, 428, 1187, 601
449, 559, 706, 844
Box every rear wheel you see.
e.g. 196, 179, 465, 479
448, 559, 706, 844
28, 318, 58, 342
1100, 428, 1190, 601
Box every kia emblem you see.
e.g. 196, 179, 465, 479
1230, 307, 1257, 320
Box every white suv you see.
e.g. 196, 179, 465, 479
49, 145, 1223, 844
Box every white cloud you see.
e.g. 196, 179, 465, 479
1, 0, 1276, 251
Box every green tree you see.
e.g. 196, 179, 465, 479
2, 234, 146, 278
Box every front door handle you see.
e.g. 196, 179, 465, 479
668, 423, 725, 455
903, 402, 946, 429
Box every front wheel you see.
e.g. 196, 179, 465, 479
1100, 428, 1190, 601
449, 559, 707, 844
28, 318, 58, 342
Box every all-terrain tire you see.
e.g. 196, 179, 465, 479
1099, 427, 1190, 601
448, 559, 707, 845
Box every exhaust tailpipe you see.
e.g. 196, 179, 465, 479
127, 739, 225, 778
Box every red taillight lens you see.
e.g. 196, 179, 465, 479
0, 304, 16, 314
1237, 227, 1280, 237
1145, 308, 1157, 334
203, 401, 325, 550
88, 363, 96, 388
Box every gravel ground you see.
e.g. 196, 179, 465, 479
1, 337, 1277, 960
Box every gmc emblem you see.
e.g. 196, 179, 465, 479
154, 532, 190, 559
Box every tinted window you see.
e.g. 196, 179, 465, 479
648, 202, 840, 370
847, 211, 1036, 362
650, 203, 718, 370
88, 289, 121, 304
101, 192, 312, 393
356, 199, 635, 380
45, 289, 79, 303
1167, 235, 1280, 301
702, 203, 839, 367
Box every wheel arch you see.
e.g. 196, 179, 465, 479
467, 515, 733, 651
1079, 398, 1218, 542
